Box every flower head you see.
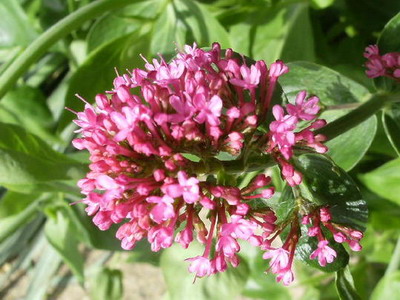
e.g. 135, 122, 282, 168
70, 43, 331, 284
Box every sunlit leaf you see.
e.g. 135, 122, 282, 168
361, 157, 400, 205
45, 205, 85, 283
0, 122, 86, 192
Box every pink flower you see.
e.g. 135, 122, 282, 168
286, 91, 321, 121
169, 95, 194, 123
193, 94, 223, 126
163, 171, 200, 203
216, 235, 240, 257
148, 226, 174, 252
364, 45, 400, 81
263, 248, 290, 273
175, 226, 194, 249
364, 45, 379, 58
230, 64, 261, 89
186, 256, 213, 278
276, 269, 294, 286
310, 240, 337, 266
269, 60, 289, 78
147, 195, 175, 224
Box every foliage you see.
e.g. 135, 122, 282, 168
0, 0, 399, 299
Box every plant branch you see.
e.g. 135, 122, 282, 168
0, 0, 134, 100
316, 93, 399, 141
325, 103, 363, 110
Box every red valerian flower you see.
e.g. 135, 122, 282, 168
70, 43, 361, 284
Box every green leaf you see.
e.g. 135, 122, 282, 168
160, 242, 250, 300
0, 86, 58, 143
280, 61, 376, 171
215, 151, 237, 161
151, 0, 230, 54
377, 12, 400, 53
37, 0, 68, 29
294, 153, 368, 232
322, 110, 377, 171
90, 267, 124, 300
371, 271, 400, 300
86, 0, 159, 52
271, 185, 296, 223
0, 198, 40, 244
376, 12, 400, 92
0, 190, 36, 218
335, 266, 361, 300
45, 206, 85, 283
58, 31, 152, 132
0, 0, 37, 48
230, 3, 315, 63
25, 242, 63, 300
382, 103, 400, 155
0, 122, 86, 192
65, 203, 124, 251
181, 153, 201, 162
360, 157, 400, 205
87, 15, 141, 52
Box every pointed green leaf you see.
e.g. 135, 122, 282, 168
361, 157, 400, 205
0, 0, 37, 48
45, 206, 85, 283
0, 122, 86, 192
335, 266, 361, 300
86, 0, 159, 52
382, 103, 400, 155
230, 3, 315, 63
90, 267, 124, 300
371, 271, 400, 300
58, 31, 152, 132
151, 0, 230, 54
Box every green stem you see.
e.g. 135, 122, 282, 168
316, 93, 398, 141
386, 234, 400, 275
0, 0, 134, 100
326, 103, 362, 110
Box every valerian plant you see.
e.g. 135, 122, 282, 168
0, 1, 400, 299
69, 43, 363, 285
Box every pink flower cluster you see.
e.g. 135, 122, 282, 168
303, 207, 363, 266
266, 91, 328, 186
364, 45, 400, 81
70, 43, 357, 285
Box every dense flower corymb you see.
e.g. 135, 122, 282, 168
71, 43, 362, 285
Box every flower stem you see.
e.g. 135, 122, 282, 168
0, 0, 134, 100
316, 93, 399, 141
325, 103, 362, 110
